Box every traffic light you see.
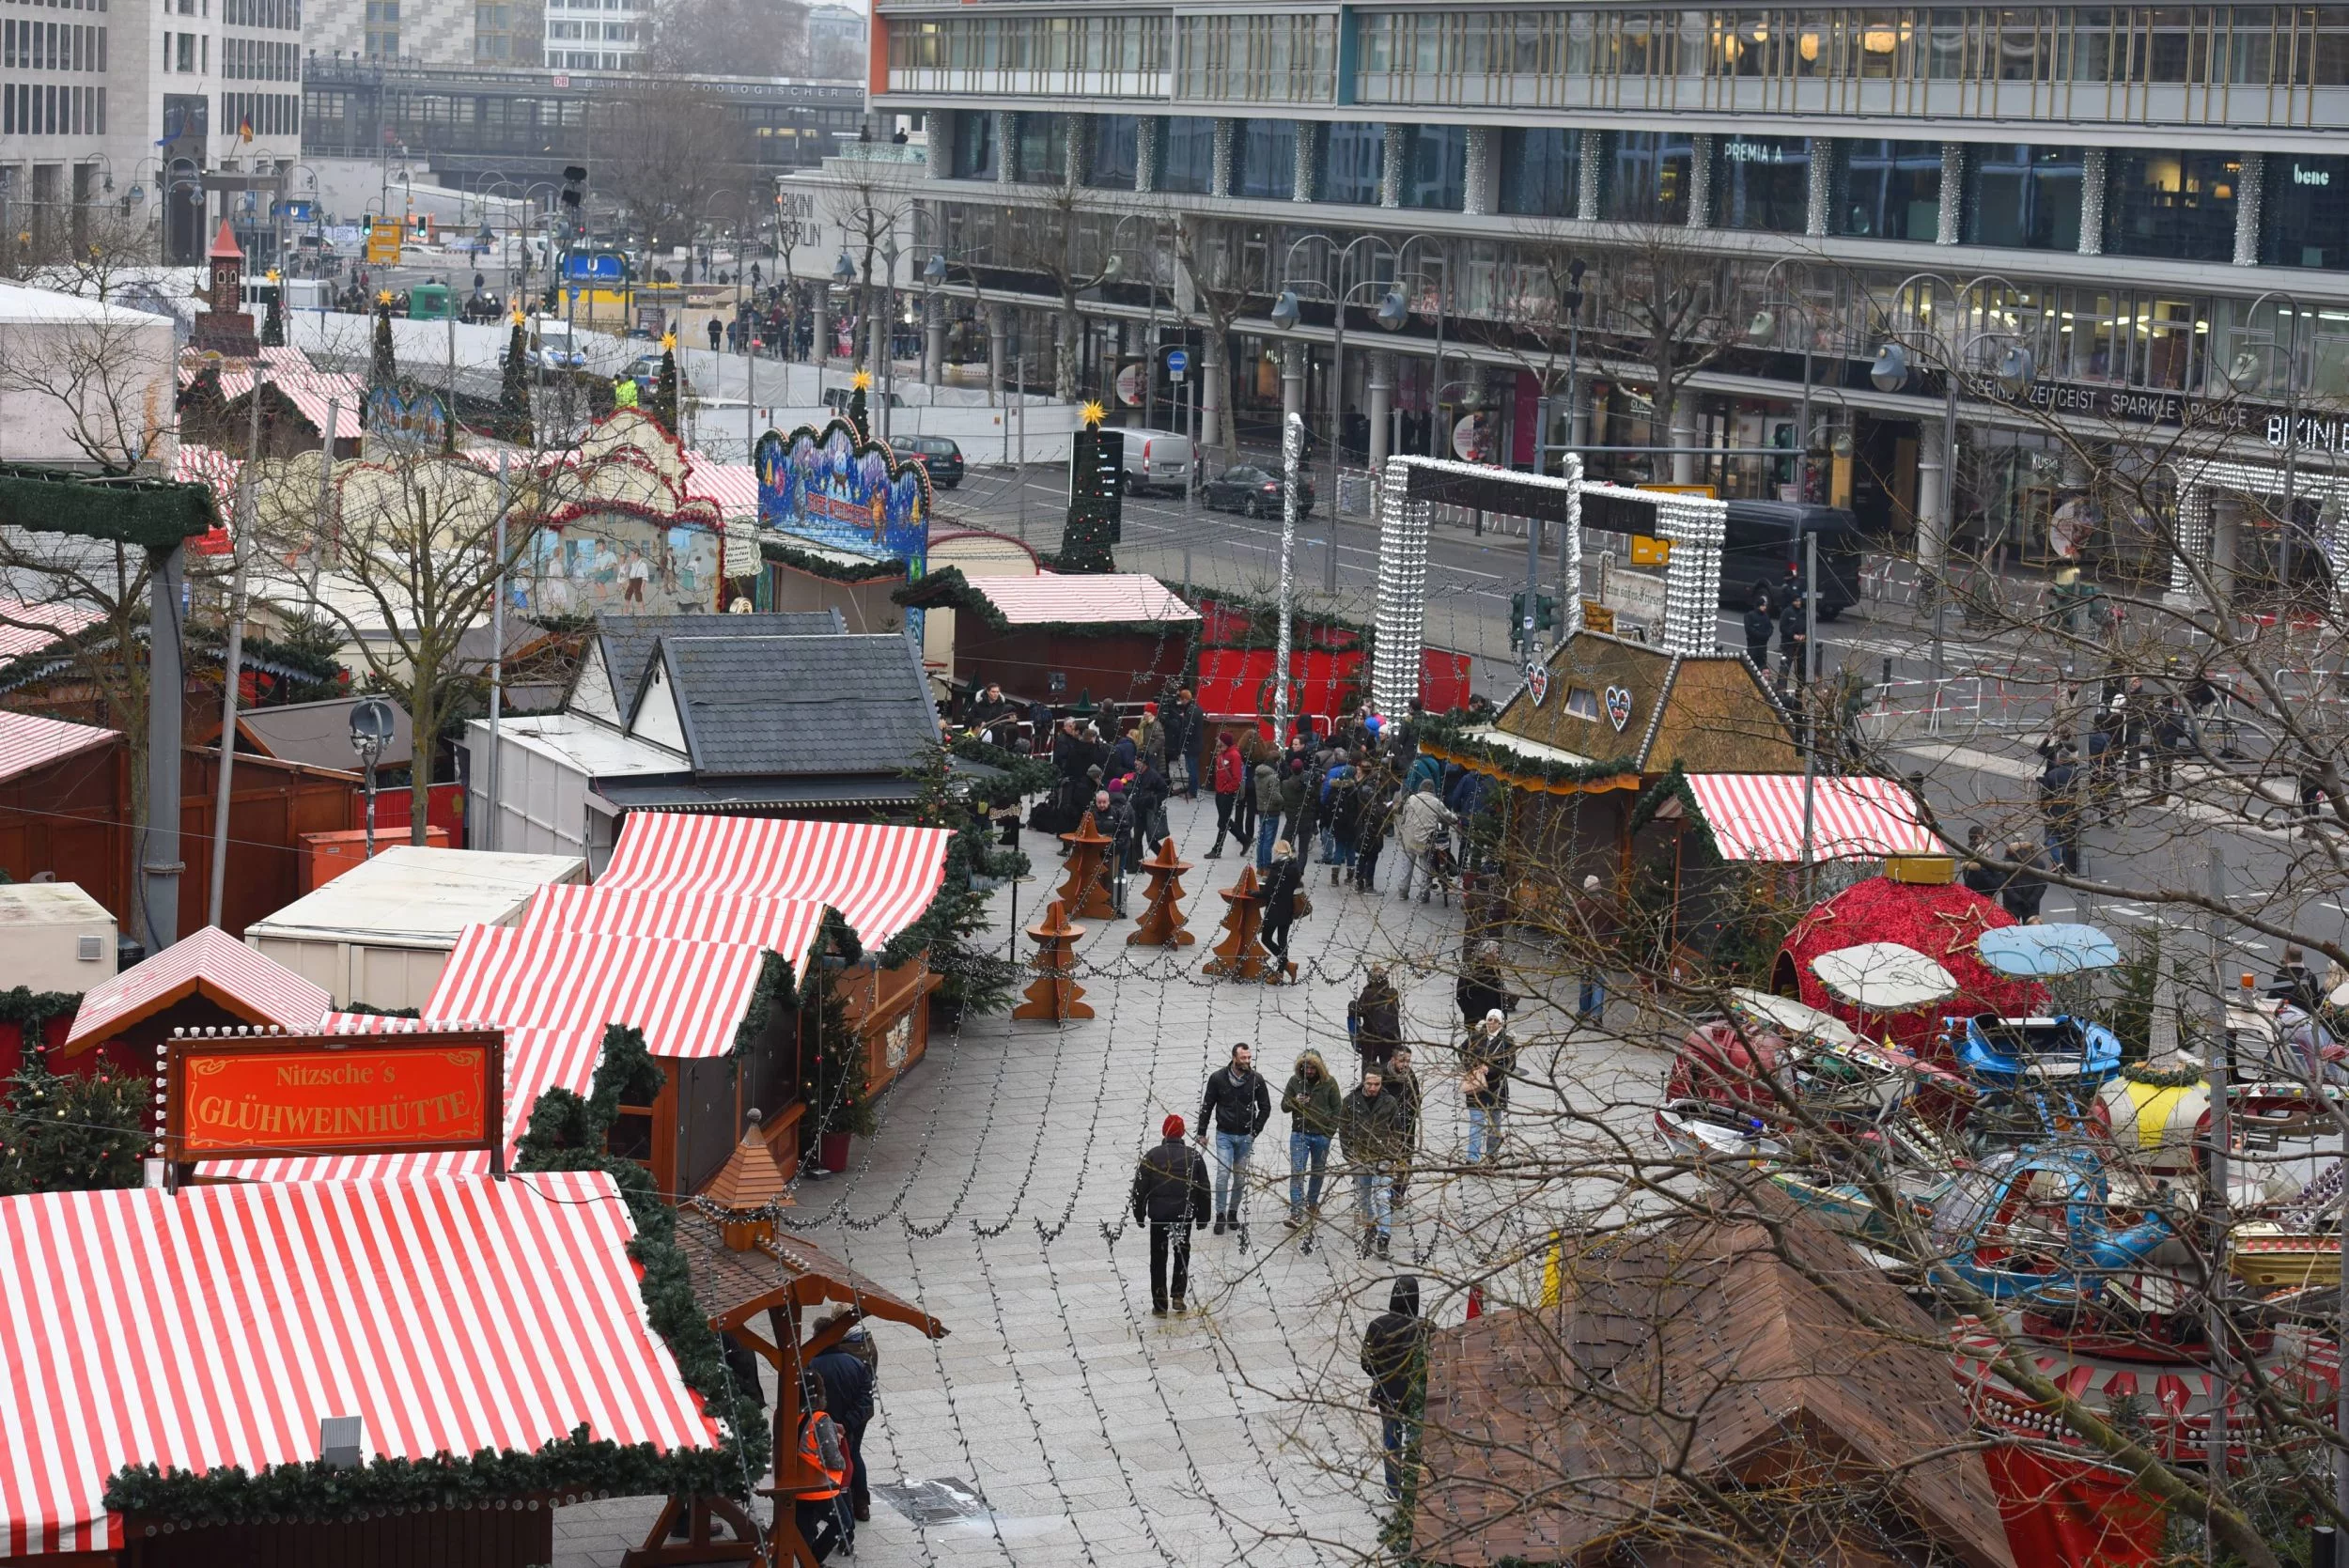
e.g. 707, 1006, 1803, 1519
1508, 592, 1559, 650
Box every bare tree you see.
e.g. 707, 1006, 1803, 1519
1172, 214, 1257, 471
591, 80, 755, 259
820, 155, 913, 382
1594, 224, 1741, 484
993, 183, 1137, 404
644, 0, 808, 77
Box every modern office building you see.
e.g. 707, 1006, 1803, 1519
303, 0, 539, 68
864, 5, 2349, 577
0, 0, 303, 264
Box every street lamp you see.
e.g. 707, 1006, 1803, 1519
349, 697, 397, 861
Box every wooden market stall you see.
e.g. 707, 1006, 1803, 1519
56, 925, 331, 1086
894, 567, 1199, 708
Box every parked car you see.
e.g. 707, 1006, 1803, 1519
1113, 427, 1194, 496
1203, 464, 1315, 519
823, 385, 906, 412
495, 318, 587, 375
899, 434, 964, 489
621, 353, 688, 395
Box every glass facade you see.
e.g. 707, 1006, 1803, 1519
1087, 114, 1138, 190
1318, 121, 1386, 205
2103, 148, 2241, 262
1400, 124, 1467, 210
1499, 127, 1579, 217
1174, 13, 1335, 101
1715, 134, 1809, 232
951, 109, 996, 180
1965, 145, 2084, 250
1235, 118, 1296, 200
1159, 115, 1216, 194
1602, 131, 1692, 224
1013, 113, 1066, 184
2265, 153, 2349, 270
1838, 139, 1942, 240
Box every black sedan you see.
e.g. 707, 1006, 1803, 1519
1202, 465, 1315, 519
901, 435, 964, 489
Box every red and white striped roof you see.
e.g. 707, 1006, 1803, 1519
0, 1172, 717, 1557
171, 442, 241, 511
1684, 773, 1938, 863
63, 926, 330, 1053
523, 883, 829, 973
597, 814, 952, 947
0, 598, 100, 664
0, 709, 115, 786
684, 457, 762, 520
198, 1025, 600, 1182
424, 924, 769, 1060
961, 571, 1198, 627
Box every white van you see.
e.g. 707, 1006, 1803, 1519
1116, 427, 1193, 496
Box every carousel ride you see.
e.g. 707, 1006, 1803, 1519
1655, 872, 2347, 1473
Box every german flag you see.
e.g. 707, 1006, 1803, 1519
238, 108, 254, 142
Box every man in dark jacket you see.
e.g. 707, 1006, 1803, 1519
1168, 687, 1205, 799
2000, 837, 2049, 924
809, 1334, 877, 1535
1960, 825, 2004, 901
1361, 1276, 1426, 1500
1340, 1068, 1407, 1258
1282, 1048, 1342, 1225
1197, 1043, 1272, 1234
1742, 590, 1774, 666
1258, 839, 1304, 982
2039, 746, 2083, 874
1348, 968, 1404, 1072
1455, 940, 1515, 1031
1384, 1045, 1423, 1210
1130, 1114, 1211, 1314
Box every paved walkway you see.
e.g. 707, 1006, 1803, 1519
553, 790, 1657, 1567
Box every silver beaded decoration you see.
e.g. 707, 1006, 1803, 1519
1687, 135, 1714, 228
993, 112, 1016, 187
1293, 121, 1319, 203
1937, 143, 1963, 244
2078, 147, 2108, 256
1577, 130, 1602, 222
2234, 152, 2263, 267
1374, 457, 1431, 714
1654, 489, 1727, 655
1804, 138, 1831, 238
1380, 124, 1405, 210
1557, 453, 1584, 640
1211, 119, 1236, 199
1135, 116, 1160, 194
2170, 480, 2212, 603
1463, 127, 1493, 217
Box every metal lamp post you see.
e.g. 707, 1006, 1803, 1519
349, 697, 397, 860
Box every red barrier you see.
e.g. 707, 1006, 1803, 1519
1983, 1439, 2164, 1567
357, 779, 467, 848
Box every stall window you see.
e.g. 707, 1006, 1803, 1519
951, 109, 996, 180
1316, 121, 1385, 205
1087, 115, 1139, 191
1013, 113, 1067, 184
1235, 118, 1295, 200
1399, 124, 1466, 210
1159, 115, 1217, 194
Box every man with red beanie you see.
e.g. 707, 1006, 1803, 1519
1129, 1112, 1211, 1315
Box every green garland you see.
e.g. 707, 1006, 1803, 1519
339, 1001, 422, 1019
947, 734, 1054, 800
0, 464, 220, 551
0, 986, 82, 1039
1626, 765, 1723, 860
1415, 711, 1641, 787
107, 1025, 769, 1529
2119, 1060, 2208, 1090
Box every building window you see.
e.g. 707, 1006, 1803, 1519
1838, 139, 1941, 241
2104, 148, 2239, 264
1315, 121, 1383, 206
1601, 131, 1691, 225
2265, 153, 2349, 270
1087, 114, 1138, 190
951, 108, 996, 179
1235, 119, 1294, 201
1158, 115, 1216, 194
1499, 128, 1579, 218
1013, 112, 1066, 184
1965, 145, 2083, 251
1714, 134, 1809, 232
1397, 124, 1465, 210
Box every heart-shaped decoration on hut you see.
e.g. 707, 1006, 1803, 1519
1604, 684, 1633, 732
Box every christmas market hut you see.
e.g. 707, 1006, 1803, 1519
0, 1173, 723, 1567
57, 926, 330, 1084
892, 567, 1199, 709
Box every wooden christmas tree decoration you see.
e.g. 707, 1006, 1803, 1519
1056, 808, 1117, 920
1013, 899, 1093, 1022
1127, 835, 1195, 948
1201, 864, 1272, 982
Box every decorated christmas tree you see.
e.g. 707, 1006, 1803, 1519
499, 312, 535, 447
1059, 401, 1122, 574
844, 369, 871, 441
0, 1057, 148, 1195
369, 288, 397, 390
260, 269, 286, 348
651, 331, 681, 431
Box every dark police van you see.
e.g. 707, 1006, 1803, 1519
1719, 501, 1863, 619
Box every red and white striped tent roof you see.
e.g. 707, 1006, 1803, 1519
958, 571, 1198, 627
197, 1024, 600, 1183
597, 814, 952, 948
0, 1172, 717, 1558
62, 926, 331, 1055
1683, 773, 1938, 863
683, 457, 762, 521
0, 597, 101, 665
171, 442, 241, 511
522, 883, 830, 973
424, 924, 769, 1060
0, 709, 115, 787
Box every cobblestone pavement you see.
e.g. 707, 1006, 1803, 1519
555, 790, 1664, 1568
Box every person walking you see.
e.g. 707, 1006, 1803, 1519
1128, 1114, 1210, 1315
1455, 939, 1516, 1032
1395, 781, 1457, 902
1326, 761, 1364, 883
1137, 701, 1169, 776
1341, 1066, 1406, 1259
1462, 1009, 1517, 1164
809, 1334, 875, 1539
1196, 1044, 1271, 1234
1281, 1048, 1341, 1226
707, 317, 723, 351
1385, 1044, 1422, 1211
788, 1374, 850, 1561
1258, 840, 1305, 982
1129, 758, 1171, 862
1252, 756, 1284, 869
1348, 967, 1404, 1074
1354, 770, 1395, 893
1573, 875, 1610, 1022
1207, 730, 1246, 858
2151, 695, 2188, 801
1743, 590, 1774, 667
1361, 1277, 1427, 1501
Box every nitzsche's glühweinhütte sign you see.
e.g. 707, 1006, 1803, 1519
163, 1027, 506, 1169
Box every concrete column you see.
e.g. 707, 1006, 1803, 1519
1281, 341, 1306, 428
2169, 481, 2214, 602
1380, 124, 1406, 210
988, 303, 1006, 406
2078, 147, 2108, 256
140, 543, 186, 955
1367, 351, 1394, 473
1670, 399, 1698, 485
1135, 116, 1160, 194
1577, 130, 1602, 221
2211, 492, 2242, 606
924, 295, 944, 386
1293, 121, 1320, 203
1211, 119, 1236, 198
1915, 416, 1948, 575
1568, 374, 1592, 450
813, 287, 830, 368
2234, 151, 2264, 266
1937, 143, 1964, 244
1687, 135, 1714, 228
1804, 137, 1832, 238
1462, 127, 1495, 218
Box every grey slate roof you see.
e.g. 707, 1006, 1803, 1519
589, 610, 843, 714
654, 632, 937, 779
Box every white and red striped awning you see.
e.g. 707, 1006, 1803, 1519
1682, 773, 1937, 863
0, 598, 100, 664
0, 1172, 717, 1557
424, 924, 770, 1060
0, 709, 115, 786
597, 814, 952, 948
684, 457, 762, 520
962, 571, 1198, 627
63, 926, 331, 1054
523, 883, 829, 972
198, 1025, 600, 1182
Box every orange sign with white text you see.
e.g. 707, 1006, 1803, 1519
166, 1030, 503, 1165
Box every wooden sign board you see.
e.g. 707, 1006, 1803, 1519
1581, 601, 1615, 634
164, 1027, 505, 1172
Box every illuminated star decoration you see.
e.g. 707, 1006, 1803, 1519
266, 268, 280, 283
852, 369, 872, 391
1080, 400, 1106, 428
377, 288, 394, 306
661, 331, 677, 352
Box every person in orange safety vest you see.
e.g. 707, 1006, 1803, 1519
791, 1376, 849, 1562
